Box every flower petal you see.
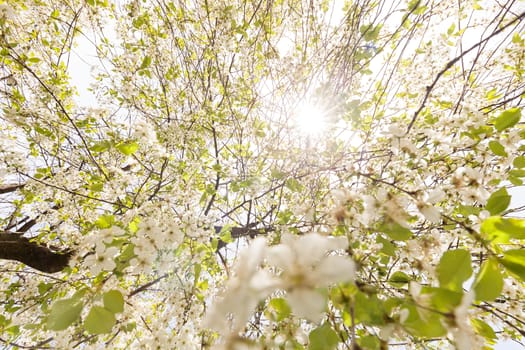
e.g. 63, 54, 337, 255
313, 256, 355, 286
286, 288, 326, 322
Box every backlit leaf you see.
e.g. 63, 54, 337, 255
472, 318, 497, 344
116, 141, 138, 156
485, 187, 511, 215
494, 107, 521, 131
488, 141, 507, 156
473, 258, 503, 301
388, 271, 411, 287
481, 216, 525, 243
103, 290, 124, 314
47, 298, 83, 331
378, 222, 412, 241
308, 323, 339, 350
84, 306, 116, 334
437, 249, 472, 291
500, 249, 525, 282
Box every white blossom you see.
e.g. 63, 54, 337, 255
417, 188, 445, 223
451, 290, 482, 350
266, 233, 355, 321
205, 238, 277, 333
85, 246, 119, 275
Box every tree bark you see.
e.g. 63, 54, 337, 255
0, 233, 72, 273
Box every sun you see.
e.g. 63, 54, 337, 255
295, 102, 328, 137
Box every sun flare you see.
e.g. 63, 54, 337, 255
296, 102, 327, 136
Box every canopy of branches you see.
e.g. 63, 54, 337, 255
0, 0, 524, 349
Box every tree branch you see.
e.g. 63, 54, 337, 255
405, 11, 525, 134
0, 233, 72, 273
0, 183, 25, 194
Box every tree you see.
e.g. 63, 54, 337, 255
0, 0, 524, 348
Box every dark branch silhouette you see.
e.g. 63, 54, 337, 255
0, 183, 25, 194
214, 225, 272, 250
0, 226, 264, 274
0, 233, 72, 273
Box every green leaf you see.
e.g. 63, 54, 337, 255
378, 222, 412, 241
90, 140, 111, 153
481, 216, 525, 243
38, 282, 53, 295
116, 141, 139, 156
473, 258, 503, 301
268, 297, 291, 322
103, 290, 124, 314
139, 56, 151, 69
472, 318, 497, 344
425, 287, 463, 312
509, 169, 525, 178
356, 335, 380, 350
513, 156, 525, 168
437, 249, 472, 291
508, 175, 523, 185
485, 187, 511, 215
360, 24, 382, 42
494, 107, 521, 131
401, 304, 447, 338
89, 182, 104, 192
353, 292, 385, 325
488, 140, 507, 156
95, 214, 115, 229
500, 249, 525, 282
308, 323, 339, 350
84, 306, 116, 334
377, 235, 396, 256
47, 298, 83, 331
285, 178, 303, 192
388, 271, 411, 287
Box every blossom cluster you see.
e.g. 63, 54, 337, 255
205, 233, 355, 336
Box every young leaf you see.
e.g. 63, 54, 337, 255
494, 107, 521, 131
388, 271, 411, 287
268, 297, 291, 322
401, 304, 447, 338
357, 335, 381, 350
472, 318, 497, 344
139, 56, 151, 70
84, 306, 116, 334
103, 290, 124, 314
500, 249, 525, 282
116, 141, 139, 156
47, 298, 83, 331
95, 214, 115, 229
481, 216, 525, 243
378, 222, 412, 241
473, 258, 503, 301
488, 141, 507, 156
308, 323, 339, 350
513, 156, 525, 168
437, 249, 472, 291
485, 187, 511, 215
426, 287, 463, 312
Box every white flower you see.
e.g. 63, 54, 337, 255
205, 238, 277, 332
451, 290, 482, 350
266, 233, 355, 321
286, 288, 326, 322
417, 188, 445, 223
85, 246, 119, 275
386, 124, 406, 138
